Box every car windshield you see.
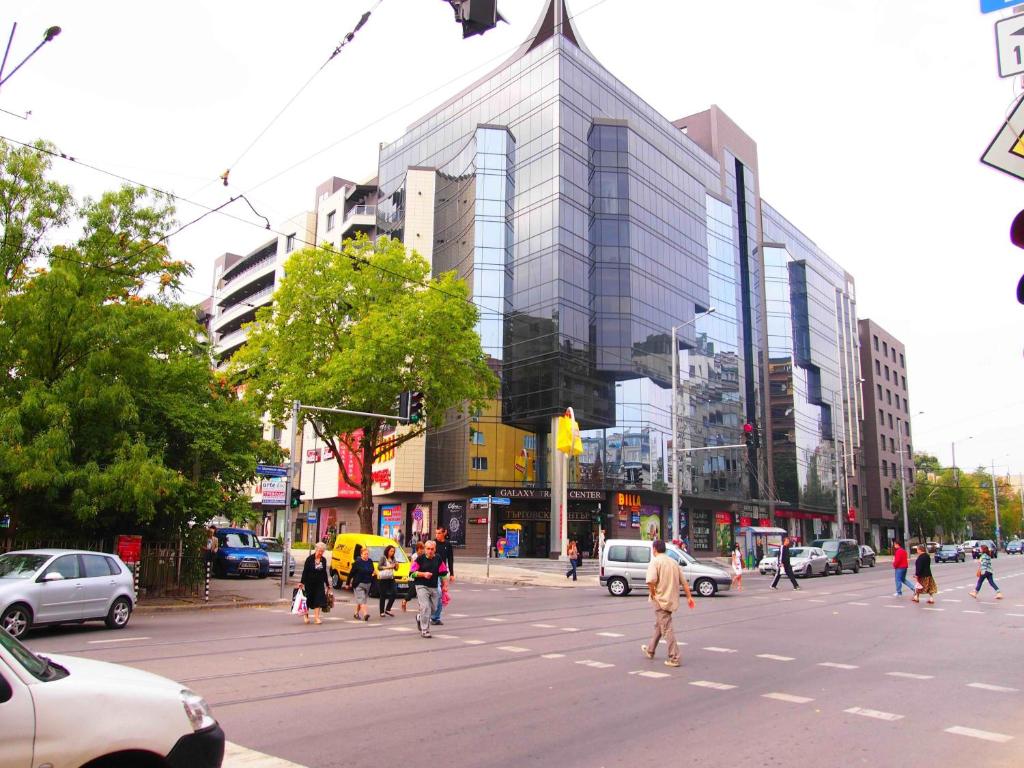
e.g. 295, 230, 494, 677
0, 553, 49, 579
940, 545, 957, 551
820, 542, 839, 553
666, 546, 697, 565
789, 548, 807, 558
261, 540, 283, 552
0, 624, 50, 679
222, 532, 259, 548
369, 546, 408, 563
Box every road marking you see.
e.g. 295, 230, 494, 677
689, 680, 736, 690
541, 653, 565, 659
450, 613, 469, 618
531, 623, 556, 628
597, 632, 625, 638
763, 692, 813, 704
757, 654, 795, 662
433, 633, 458, 639
630, 670, 671, 679
87, 636, 150, 644
224, 741, 309, 768
462, 639, 485, 645
945, 599, 962, 603
944, 726, 1013, 743
505, 587, 520, 591
484, 617, 505, 622
1006, 612, 1024, 617
576, 659, 615, 668
849, 602, 869, 606
886, 672, 933, 680
326, 617, 341, 621
884, 605, 904, 609
703, 646, 738, 653
497, 645, 530, 653
560, 627, 580, 632
808, 599, 826, 603
923, 607, 944, 612
967, 682, 1018, 692
386, 626, 414, 632
845, 593, 861, 598
962, 610, 984, 615
819, 662, 858, 670
845, 707, 903, 721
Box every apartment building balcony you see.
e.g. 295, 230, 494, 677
221, 253, 276, 289
338, 204, 376, 237
212, 285, 273, 331
214, 326, 249, 359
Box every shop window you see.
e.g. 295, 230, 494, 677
471, 457, 488, 470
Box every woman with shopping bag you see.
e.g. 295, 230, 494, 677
299, 542, 331, 625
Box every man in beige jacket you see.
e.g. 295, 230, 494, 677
641, 540, 695, 667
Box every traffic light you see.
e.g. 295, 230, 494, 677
1010, 210, 1024, 305
743, 422, 755, 448
409, 391, 425, 424
396, 391, 411, 421
290, 487, 305, 509
445, 0, 506, 38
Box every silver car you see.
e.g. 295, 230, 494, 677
790, 547, 830, 577
599, 539, 731, 597
259, 537, 296, 577
0, 550, 135, 639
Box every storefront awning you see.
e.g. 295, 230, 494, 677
737, 526, 787, 535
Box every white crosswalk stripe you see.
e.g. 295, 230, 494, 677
596, 632, 624, 637
763, 692, 813, 704
689, 680, 736, 690
944, 726, 1014, 743
541, 653, 565, 659
756, 654, 795, 661
703, 646, 737, 653
497, 645, 530, 653
531, 623, 556, 628
462, 639, 485, 645
630, 670, 671, 679
576, 659, 615, 668
224, 741, 308, 768
886, 672, 933, 680
819, 662, 858, 670
845, 707, 903, 721
967, 682, 1017, 692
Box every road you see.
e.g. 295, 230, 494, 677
22, 557, 1024, 768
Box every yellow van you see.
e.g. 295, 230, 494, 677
330, 533, 413, 599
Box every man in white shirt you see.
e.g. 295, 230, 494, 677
641, 540, 695, 667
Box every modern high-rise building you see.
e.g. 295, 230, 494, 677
857, 318, 914, 550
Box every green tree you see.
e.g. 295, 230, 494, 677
0, 139, 279, 540
232, 236, 499, 534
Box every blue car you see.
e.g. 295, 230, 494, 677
214, 528, 270, 578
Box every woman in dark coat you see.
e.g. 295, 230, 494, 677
299, 542, 331, 625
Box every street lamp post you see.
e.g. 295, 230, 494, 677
0, 24, 61, 91
895, 411, 923, 546
671, 307, 716, 543
991, 460, 1002, 550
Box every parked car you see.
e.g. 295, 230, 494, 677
790, 547, 830, 577
0, 624, 224, 767
962, 540, 980, 558
0, 550, 135, 640
758, 547, 780, 575
258, 537, 296, 577
935, 544, 965, 563
600, 539, 731, 597
858, 545, 876, 568
214, 528, 270, 578
811, 538, 860, 573
926, 541, 940, 553
1006, 539, 1023, 554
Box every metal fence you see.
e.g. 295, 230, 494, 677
135, 542, 207, 599
0, 538, 105, 554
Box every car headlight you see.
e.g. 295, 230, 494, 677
181, 689, 216, 731
226, 554, 239, 560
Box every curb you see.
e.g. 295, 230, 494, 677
456, 575, 590, 589
135, 598, 291, 614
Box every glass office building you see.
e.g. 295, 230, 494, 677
375, 0, 855, 554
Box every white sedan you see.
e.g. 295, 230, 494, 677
791, 547, 830, 577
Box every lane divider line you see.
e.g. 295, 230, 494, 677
845, 707, 903, 721
944, 726, 1013, 743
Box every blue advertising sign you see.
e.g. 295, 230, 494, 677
470, 497, 491, 505
981, 0, 1017, 14
256, 464, 288, 477
491, 497, 511, 505
306, 510, 317, 524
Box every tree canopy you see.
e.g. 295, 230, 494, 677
0, 139, 279, 542
231, 235, 499, 533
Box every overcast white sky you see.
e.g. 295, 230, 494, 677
3, 0, 1023, 478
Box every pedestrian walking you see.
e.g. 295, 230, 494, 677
299, 542, 331, 625
203, 526, 218, 572
641, 540, 694, 667
911, 545, 937, 604
566, 540, 579, 581
402, 541, 425, 612
730, 544, 743, 591
413, 539, 448, 638
430, 527, 454, 626
770, 536, 800, 590
970, 545, 1004, 599
377, 544, 399, 617
348, 545, 375, 621
892, 542, 915, 597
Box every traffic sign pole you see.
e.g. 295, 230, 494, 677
486, 495, 492, 579
281, 400, 299, 599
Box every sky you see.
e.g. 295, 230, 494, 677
2, 0, 1023, 479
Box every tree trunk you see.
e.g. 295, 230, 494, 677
358, 435, 375, 533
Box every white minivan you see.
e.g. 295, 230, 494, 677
599, 539, 732, 597
0, 626, 224, 767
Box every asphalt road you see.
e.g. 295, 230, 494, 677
22, 557, 1024, 768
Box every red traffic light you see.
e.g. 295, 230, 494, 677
743, 422, 754, 434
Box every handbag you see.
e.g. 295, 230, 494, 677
325, 588, 335, 611
976, 568, 982, 578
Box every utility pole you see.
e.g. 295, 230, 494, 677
897, 446, 910, 546
281, 400, 300, 599
991, 460, 1001, 549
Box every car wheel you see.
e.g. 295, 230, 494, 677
104, 597, 133, 630
607, 577, 629, 597
853, 562, 860, 574
821, 564, 829, 577
869, 558, 875, 567
694, 578, 717, 597
1, 603, 32, 639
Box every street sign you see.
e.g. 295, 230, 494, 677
256, 464, 288, 477
470, 496, 490, 505
261, 477, 287, 506
981, 0, 1018, 14
306, 510, 317, 524
981, 93, 1024, 180
491, 497, 511, 505
996, 16, 1024, 76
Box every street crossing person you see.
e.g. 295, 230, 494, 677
431, 527, 455, 625
770, 536, 800, 590
970, 544, 1004, 600
298, 542, 331, 626
892, 542, 915, 597
378, 544, 399, 618
641, 539, 694, 667
730, 544, 743, 591
413, 539, 448, 638
911, 545, 937, 604
348, 545, 374, 622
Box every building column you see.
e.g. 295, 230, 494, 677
549, 415, 567, 559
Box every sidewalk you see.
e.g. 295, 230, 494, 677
134, 571, 297, 613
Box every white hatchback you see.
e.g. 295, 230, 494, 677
0, 550, 136, 639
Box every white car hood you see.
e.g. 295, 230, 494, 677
44, 653, 185, 695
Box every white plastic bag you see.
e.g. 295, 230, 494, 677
291, 589, 308, 615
